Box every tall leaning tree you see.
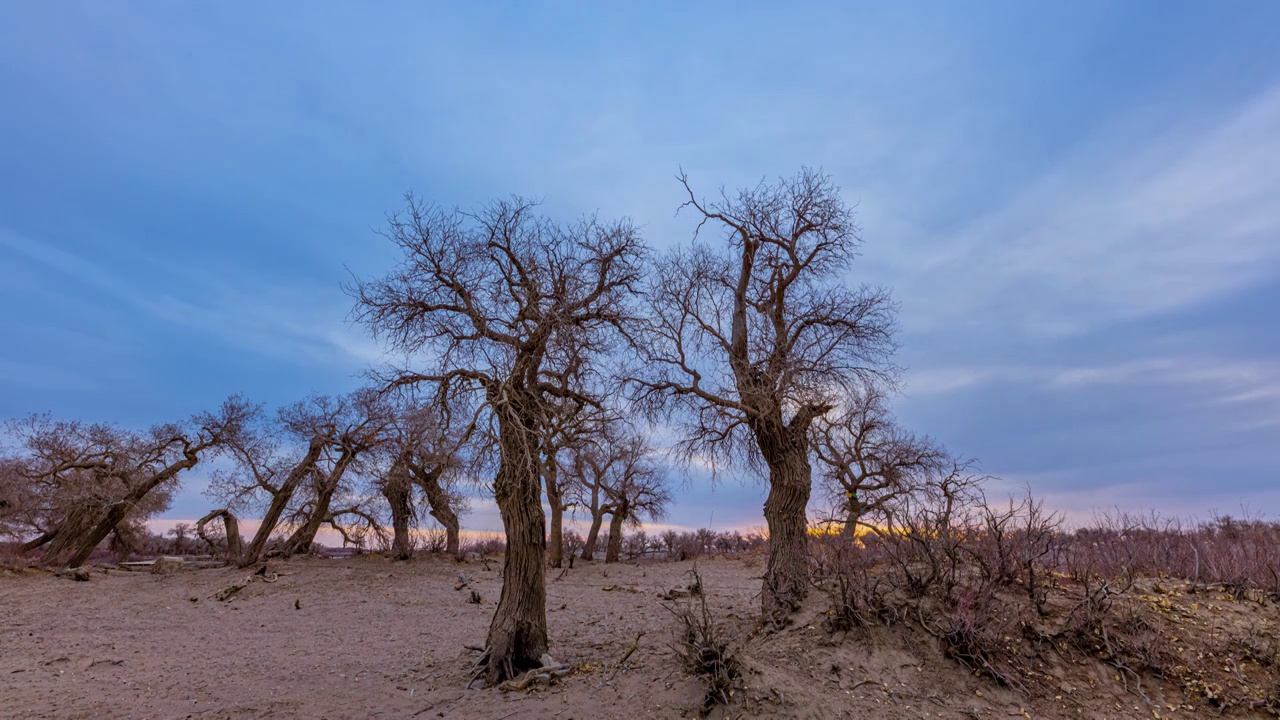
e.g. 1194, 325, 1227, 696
633, 168, 898, 624
350, 195, 643, 685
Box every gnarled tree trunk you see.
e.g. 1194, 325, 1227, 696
761, 444, 813, 624
383, 462, 414, 560
242, 439, 325, 566
196, 508, 243, 565
581, 508, 604, 560
413, 463, 460, 559
280, 449, 356, 557
39, 506, 100, 563
604, 509, 625, 563
483, 391, 548, 686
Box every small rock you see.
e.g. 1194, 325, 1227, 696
57, 567, 91, 582
152, 556, 185, 575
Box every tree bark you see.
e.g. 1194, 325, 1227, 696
761, 445, 813, 623
242, 439, 325, 566
196, 508, 242, 565
383, 466, 414, 560
544, 456, 565, 568
581, 509, 604, 560
56, 448, 202, 568
839, 495, 862, 540
483, 390, 548, 686
41, 506, 100, 564
413, 463, 460, 559
604, 510, 625, 564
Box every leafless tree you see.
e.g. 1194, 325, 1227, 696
571, 443, 611, 561
812, 387, 949, 538
349, 194, 644, 685
1, 397, 252, 568
600, 434, 670, 563
208, 391, 391, 566
195, 507, 243, 564
540, 379, 610, 568
569, 425, 669, 562
632, 168, 897, 622
379, 399, 475, 560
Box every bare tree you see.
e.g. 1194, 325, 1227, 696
350, 195, 643, 684
600, 434, 670, 563
540, 385, 609, 568
632, 168, 897, 622
276, 393, 390, 556
379, 400, 475, 560
1, 398, 252, 568
569, 425, 669, 562
195, 507, 243, 564
209, 391, 391, 566
812, 387, 949, 538
571, 443, 611, 561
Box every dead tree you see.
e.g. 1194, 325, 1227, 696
380, 400, 475, 560
632, 169, 897, 623
350, 194, 643, 685
569, 425, 667, 562
540, 381, 607, 568
1, 398, 251, 568
600, 434, 670, 563
209, 391, 390, 566
196, 508, 243, 564
812, 387, 948, 539
571, 445, 612, 561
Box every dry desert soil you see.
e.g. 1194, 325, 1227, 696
0, 554, 1269, 719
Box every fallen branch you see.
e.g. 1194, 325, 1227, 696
599, 631, 645, 685
212, 566, 279, 601
498, 662, 572, 692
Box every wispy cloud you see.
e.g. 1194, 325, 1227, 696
0, 227, 381, 368
895, 84, 1280, 333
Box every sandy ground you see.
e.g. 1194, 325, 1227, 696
0, 555, 749, 719
0, 554, 1250, 719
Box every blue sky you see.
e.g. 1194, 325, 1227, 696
1, 2, 1278, 532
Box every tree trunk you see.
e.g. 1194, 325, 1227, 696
197, 508, 242, 565
21, 528, 56, 553
761, 446, 813, 624
543, 457, 564, 568
605, 510, 625, 563
56, 451, 202, 568
413, 464, 460, 559
41, 506, 101, 564
383, 465, 414, 560
839, 495, 862, 541
280, 449, 356, 557
581, 509, 604, 560
482, 391, 548, 687
242, 439, 325, 566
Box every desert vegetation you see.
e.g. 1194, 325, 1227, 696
4, 169, 1280, 718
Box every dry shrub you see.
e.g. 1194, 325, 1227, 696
935, 585, 1023, 688
665, 570, 739, 715
623, 530, 649, 559
812, 475, 1280, 714
460, 534, 506, 557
